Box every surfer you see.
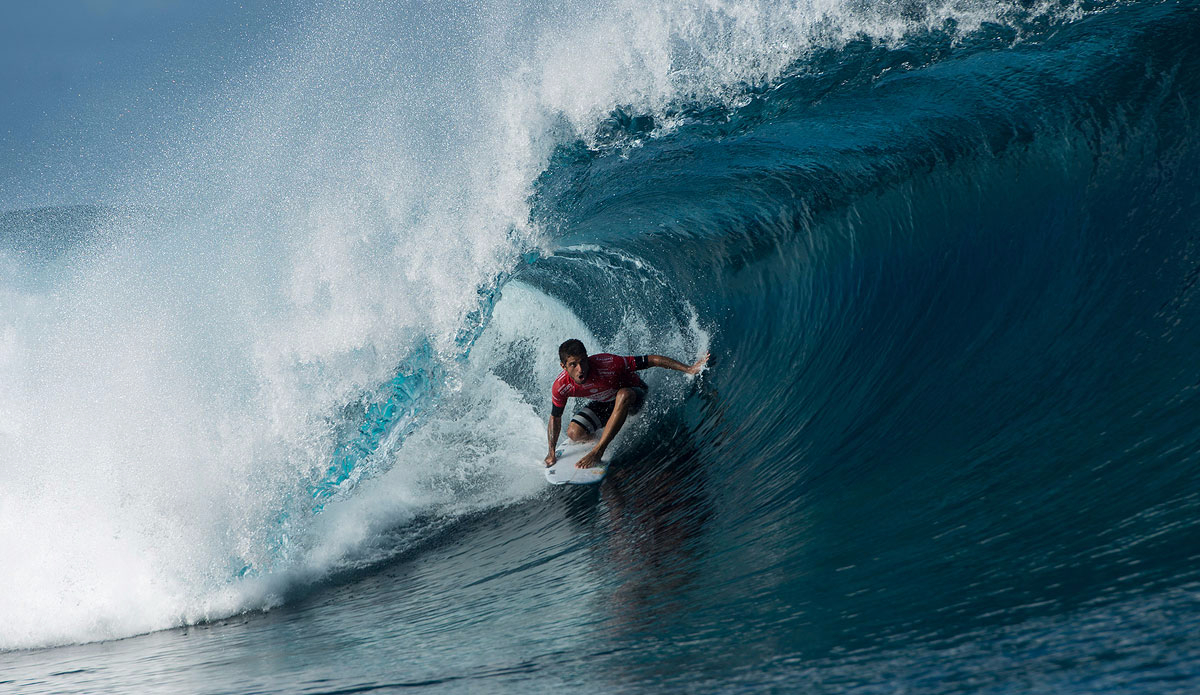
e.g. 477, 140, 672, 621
546, 339, 709, 469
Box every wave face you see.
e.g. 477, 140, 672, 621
4, 0, 1200, 690
523, 0, 1200, 659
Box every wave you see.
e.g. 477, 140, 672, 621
3, 0, 1197, 652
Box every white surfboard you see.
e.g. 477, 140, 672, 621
544, 441, 608, 485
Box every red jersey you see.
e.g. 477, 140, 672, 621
550, 353, 649, 415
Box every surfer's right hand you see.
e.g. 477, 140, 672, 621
544, 451, 557, 467
688, 352, 711, 375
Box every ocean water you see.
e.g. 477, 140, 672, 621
3, 0, 1200, 692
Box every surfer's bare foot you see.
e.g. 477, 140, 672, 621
576, 450, 604, 468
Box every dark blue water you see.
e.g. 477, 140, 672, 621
4, 0, 1200, 693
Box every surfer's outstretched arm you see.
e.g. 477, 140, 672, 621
545, 415, 562, 466
647, 352, 710, 375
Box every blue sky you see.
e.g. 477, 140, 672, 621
1, 1, 290, 209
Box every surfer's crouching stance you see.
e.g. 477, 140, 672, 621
546, 339, 709, 469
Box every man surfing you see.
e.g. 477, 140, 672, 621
546, 339, 709, 469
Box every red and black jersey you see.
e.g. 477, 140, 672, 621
550, 353, 649, 416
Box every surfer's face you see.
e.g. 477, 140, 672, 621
563, 355, 588, 385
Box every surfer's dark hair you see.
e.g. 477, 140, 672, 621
559, 339, 587, 363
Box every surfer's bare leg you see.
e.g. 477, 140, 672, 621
566, 421, 594, 443
577, 387, 634, 468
